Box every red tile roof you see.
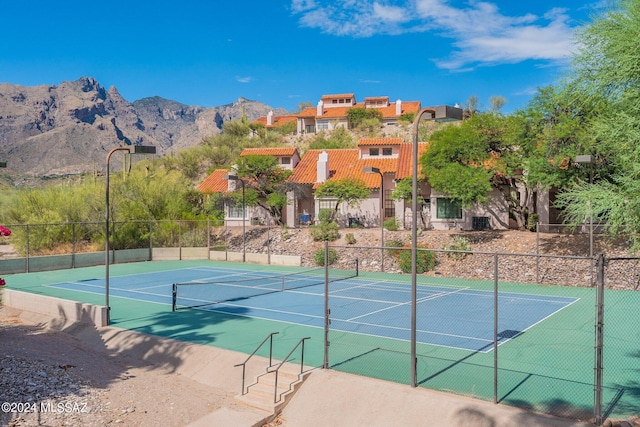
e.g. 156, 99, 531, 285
196, 169, 230, 193
240, 147, 299, 157
252, 115, 297, 128
289, 149, 399, 189
395, 143, 429, 180
296, 101, 421, 119
321, 93, 355, 100
357, 137, 404, 146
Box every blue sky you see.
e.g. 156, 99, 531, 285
1, 1, 604, 113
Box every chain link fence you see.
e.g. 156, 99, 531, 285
1, 220, 638, 422
323, 245, 638, 423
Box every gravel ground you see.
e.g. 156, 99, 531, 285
0, 309, 232, 427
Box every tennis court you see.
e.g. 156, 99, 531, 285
4, 259, 639, 421
44, 263, 577, 352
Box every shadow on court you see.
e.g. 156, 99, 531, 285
112, 304, 252, 347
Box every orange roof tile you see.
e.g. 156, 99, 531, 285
321, 93, 355, 100
289, 149, 398, 189
196, 169, 230, 193
395, 142, 429, 180
252, 115, 297, 128
297, 101, 421, 120
357, 137, 404, 146
240, 147, 299, 157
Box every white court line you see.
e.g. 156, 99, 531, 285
346, 287, 470, 321
51, 281, 170, 299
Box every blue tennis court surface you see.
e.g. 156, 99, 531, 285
48, 265, 579, 352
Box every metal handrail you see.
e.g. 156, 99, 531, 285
233, 332, 279, 395
269, 337, 311, 403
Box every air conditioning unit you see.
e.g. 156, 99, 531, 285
472, 216, 490, 230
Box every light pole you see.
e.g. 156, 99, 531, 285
410, 108, 436, 387
575, 155, 595, 257
364, 166, 385, 271
105, 145, 156, 325
224, 173, 246, 262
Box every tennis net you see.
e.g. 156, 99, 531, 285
172, 259, 358, 311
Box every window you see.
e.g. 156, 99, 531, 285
227, 203, 245, 219
384, 189, 395, 218
436, 198, 462, 219
317, 198, 335, 212
281, 157, 291, 165
317, 121, 329, 130
369, 148, 379, 156
382, 147, 392, 156
305, 124, 315, 133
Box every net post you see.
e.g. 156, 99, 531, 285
355, 257, 359, 276
172, 283, 177, 312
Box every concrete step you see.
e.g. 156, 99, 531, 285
235, 366, 313, 413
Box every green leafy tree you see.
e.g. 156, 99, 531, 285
314, 178, 370, 221
421, 111, 539, 229
391, 177, 428, 229
234, 155, 292, 225
551, 0, 640, 246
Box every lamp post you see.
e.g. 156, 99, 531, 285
105, 145, 156, 325
224, 173, 246, 262
410, 108, 436, 387
575, 155, 595, 257
364, 166, 385, 271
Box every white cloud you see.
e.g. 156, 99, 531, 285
236, 76, 253, 83
290, 0, 579, 70
373, 2, 408, 23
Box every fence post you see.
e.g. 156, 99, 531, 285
594, 253, 605, 425
323, 240, 330, 369
72, 222, 76, 269
493, 253, 499, 404
25, 224, 30, 273
535, 222, 540, 283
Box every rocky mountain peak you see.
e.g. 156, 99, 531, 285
0, 77, 283, 177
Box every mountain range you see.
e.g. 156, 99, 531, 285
0, 77, 285, 177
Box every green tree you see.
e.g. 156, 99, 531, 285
421, 111, 540, 229
390, 177, 428, 229
548, 0, 640, 245
314, 178, 370, 221
234, 155, 292, 225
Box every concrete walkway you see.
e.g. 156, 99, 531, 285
281, 369, 593, 427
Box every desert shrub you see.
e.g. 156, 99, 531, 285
313, 247, 338, 266
443, 236, 472, 260
310, 221, 339, 241
527, 213, 539, 232
384, 218, 399, 231
385, 239, 404, 256
397, 248, 437, 273
345, 232, 356, 245
310, 208, 340, 241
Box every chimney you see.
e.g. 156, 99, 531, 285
396, 99, 402, 115
267, 110, 273, 126
316, 150, 329, 183
317, 100, 324, 117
